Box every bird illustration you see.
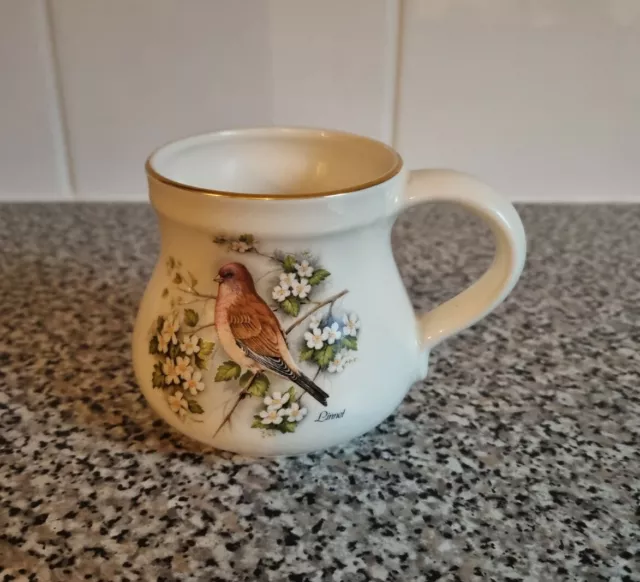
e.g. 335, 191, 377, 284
214, 262, 329, 406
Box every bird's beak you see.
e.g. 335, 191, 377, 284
214, 276, 223, 284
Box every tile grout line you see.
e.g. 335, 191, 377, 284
380, 0, 403, 146
40, 0, 76, 199
389, 0, 405, 150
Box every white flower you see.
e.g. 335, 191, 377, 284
322, 322, 342, 345
283, 402, 307, 422
182, 369, 204, 395
174, 356, 192, 379
295, 260, 314, 278
345, 349, 358, 363
279, 272, 298, 289
156, 333, 169, 353
161, 316, 180, 345
264, 391, 290, 411
162, 358, 181, 385
169, 311, 182, 330
309, 313, 323, 330
304, 328, 325, 350
272, 285, 291, 303
180, 334, 200, 355
328, 349, 347, 373
167, 390, 188, 418
342, 313, 360, 337
230, 241, 251, 253
259, 408, 285, 425
291, 278, 311, 299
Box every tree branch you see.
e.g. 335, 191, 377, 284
251, 249, 283, 264
191, 322, 216, 335
284, 289, 348, 335
212, 390, 247, 440
178, 297, 211, 306
177, 287, 216, 300
255, 267, 282, 284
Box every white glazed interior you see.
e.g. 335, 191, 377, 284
147, 127, 402, 197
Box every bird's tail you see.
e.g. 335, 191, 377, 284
292, 372, 329, 407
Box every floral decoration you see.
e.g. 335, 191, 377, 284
149, 235, 361, 435
148, 257, 216, 420
251, 387, 308, 433
299, 312, 358, 374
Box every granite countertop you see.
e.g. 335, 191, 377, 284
1, 204, 638, 582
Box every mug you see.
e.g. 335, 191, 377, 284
132, 127, 526, 456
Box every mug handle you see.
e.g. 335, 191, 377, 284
404, 169, 526, 350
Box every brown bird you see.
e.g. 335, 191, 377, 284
214, 262, 329, 406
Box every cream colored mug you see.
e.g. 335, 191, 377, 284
132, 127, 526, 456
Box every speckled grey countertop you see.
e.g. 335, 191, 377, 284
1, 204, 638, 582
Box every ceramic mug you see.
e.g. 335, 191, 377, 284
132, 127, 526, 456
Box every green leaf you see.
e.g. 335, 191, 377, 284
251, 416, 265, 429
283, 255, 297, 273
195, 355, 209, 370
188, 271, 198, 288
299, 345, 315, 361
239, 370, 254, 388
156, 315, 165, 333
198, 339, 215, 358
172, 272, 183, 285
168, 343, 181, 360
341, 336, 358, 350
314, 344, 334, 368
215, 360, 241, 382
279, 421, 297, 433
183, 308, 199, 327
308, 269, 330, 286
246, 373, 270, 398
281, 297, 300, 317
285, 386, 297, 401
187, 400, 204, 414
161, 288, 169, 298
166, 256, 176, 270
152, 362, 165, 388
239, 234, 255, 245
149, 335, 159, 355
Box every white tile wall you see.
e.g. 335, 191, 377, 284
396, 0, 640, 202
50, 0, 397, 199
0, 0, 638, 202
0, 0, 70, 199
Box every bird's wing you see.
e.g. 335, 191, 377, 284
228, 293, 329, 405
227, 295, 282, 358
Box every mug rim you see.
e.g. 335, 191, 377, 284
145, 126, 404, 200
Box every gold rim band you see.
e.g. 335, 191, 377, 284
145, 128, 404, 200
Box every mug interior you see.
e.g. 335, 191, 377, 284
147, 128, 402, 197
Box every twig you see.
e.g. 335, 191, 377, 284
210, 371, 258, 438
284, 289, 348, 335
212, 390, 247, 439
178, 297, 211, 306
251, 249, 283, 264
177, 287, 216, 300
256, 267, 282, 284
191, 322, 216, 335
